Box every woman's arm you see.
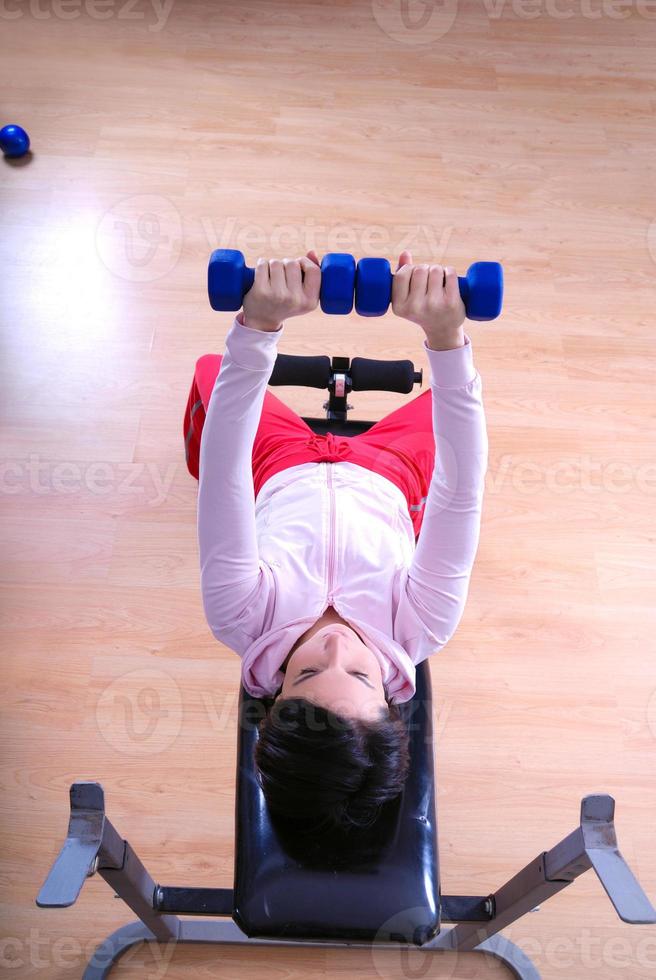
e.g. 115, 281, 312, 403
390, 251, 488, 659
198, 314, 282, 644
395, 336, 488, 659
198, 254, 321, 647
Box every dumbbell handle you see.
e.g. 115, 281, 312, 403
242, 265, 256, 294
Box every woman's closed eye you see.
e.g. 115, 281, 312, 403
299, 667, 369, 679
292, 667, 375, 689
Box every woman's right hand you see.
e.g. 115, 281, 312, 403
242, 251, 321, 332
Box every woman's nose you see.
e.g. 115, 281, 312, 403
324, 631, 347, 661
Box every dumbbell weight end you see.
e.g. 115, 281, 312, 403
208, 249, 255, 311
458, 262, 503, 322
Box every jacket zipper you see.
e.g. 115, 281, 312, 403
326, 463, 335, 604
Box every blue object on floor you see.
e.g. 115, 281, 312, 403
0, 124, 31, 158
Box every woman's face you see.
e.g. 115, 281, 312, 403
277, 623, 388, 722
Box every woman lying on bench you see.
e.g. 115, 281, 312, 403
184, 249, 488, 864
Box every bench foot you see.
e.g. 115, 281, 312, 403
81, 920, 541, 980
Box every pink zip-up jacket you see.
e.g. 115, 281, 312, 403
198, 314, 488, 703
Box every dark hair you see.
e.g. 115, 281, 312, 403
253, 690, 411, 870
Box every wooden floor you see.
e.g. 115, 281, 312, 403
2, 2, 655, 977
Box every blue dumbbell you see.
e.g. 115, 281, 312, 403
352, 256, 503, 321
208, 250, 503, 321
208, 250, 356, 314
0, 124, 30, 158
324, 255, 504, 321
